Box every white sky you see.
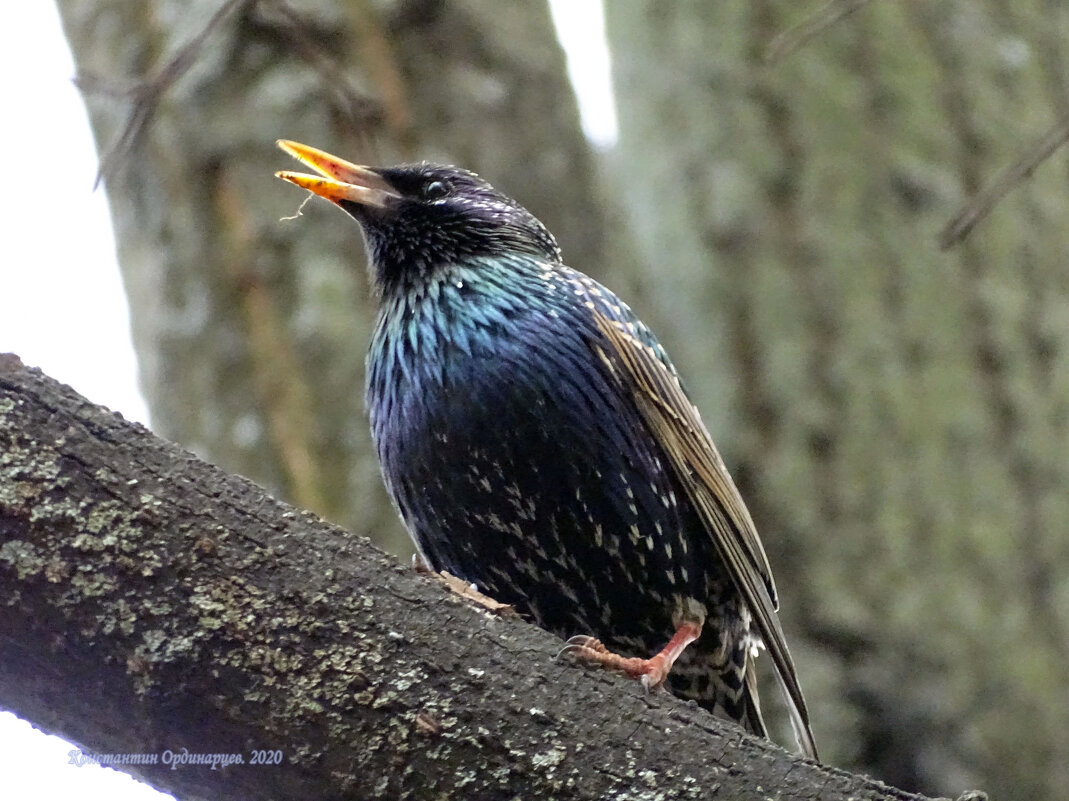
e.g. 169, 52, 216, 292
0, 3, 149, 424
0, 2, 614, 799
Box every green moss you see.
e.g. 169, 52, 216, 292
0, 539, 46, 579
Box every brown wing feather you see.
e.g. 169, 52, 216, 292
593, 311, 818, 760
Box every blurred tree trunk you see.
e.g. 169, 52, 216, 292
605, 2, 1069, 800
54, 0, 605, 557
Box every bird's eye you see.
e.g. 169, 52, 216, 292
422, 179, 451, 202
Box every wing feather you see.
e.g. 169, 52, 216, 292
593, 310, 818, 760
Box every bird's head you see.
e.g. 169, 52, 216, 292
276, 140, 561, 293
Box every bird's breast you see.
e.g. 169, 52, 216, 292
366, 275, 563, 427
364, 267, 720, 652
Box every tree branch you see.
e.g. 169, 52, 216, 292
0, 353, 940, 800
764, 0, 874, 63
939, 114, 1069, 249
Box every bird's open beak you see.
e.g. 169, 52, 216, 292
275, 140, 399, 208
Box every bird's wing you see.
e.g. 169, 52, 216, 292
591, 310, 818, 760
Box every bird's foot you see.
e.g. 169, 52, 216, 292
557, 622, 702, 691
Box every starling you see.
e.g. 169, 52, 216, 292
276, 140, 818, 759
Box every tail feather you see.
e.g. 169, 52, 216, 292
769, 653, 819, 760
668, 645, 767, 737
669, 644, 818, 762
742, 656, 767, 738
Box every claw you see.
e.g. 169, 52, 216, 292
555, 644, 578, 662
556, 639, 598, 662
564, 635, 604, 650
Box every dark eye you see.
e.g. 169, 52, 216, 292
422, 179, 451, 201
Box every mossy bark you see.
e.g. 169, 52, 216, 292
0, 354, 949, 801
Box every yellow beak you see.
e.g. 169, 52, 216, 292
275, 140, 399, 208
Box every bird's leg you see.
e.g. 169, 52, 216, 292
559, 621, 703, 691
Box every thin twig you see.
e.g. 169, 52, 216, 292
939, 114, 1069, 250
80, 0, 251, 186
255, 0, 383, 130
764, 0, 873, 63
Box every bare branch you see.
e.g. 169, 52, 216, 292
78, 0, 250, 186
765, 0, 874, 63
939, 114, 1069, 250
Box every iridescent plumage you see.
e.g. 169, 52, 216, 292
276, 142, 817, 759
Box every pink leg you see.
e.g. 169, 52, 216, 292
559, 621, 703, 690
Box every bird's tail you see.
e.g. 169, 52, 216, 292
668, 643, 767, 738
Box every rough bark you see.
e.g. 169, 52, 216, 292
0, 354, 949, 801
53, 0, 607, 557
605, 2, 1069, 799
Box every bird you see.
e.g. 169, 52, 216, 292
276, 139, 818, 759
